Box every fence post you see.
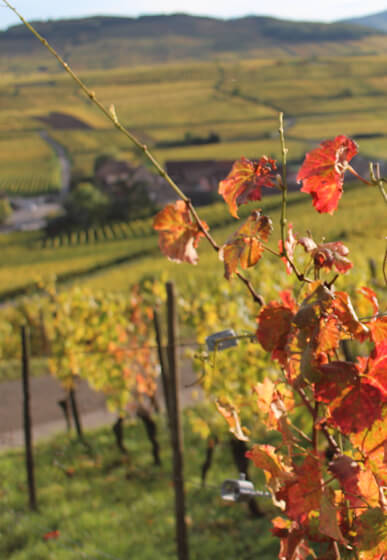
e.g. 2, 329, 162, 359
153, 309, 171, 420
166, 282, 189, 560
21, 326, 37, 511
69, 387, 83, 439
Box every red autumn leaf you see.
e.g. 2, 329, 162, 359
219, 211, 272, 278
298, 237, 352, 274
315, 361, 359, 403
279, 223, 298, 275
329, 381, 384, 434
363, 341, 387, 400
153, 200, 208, 264
329, 454, 363, 510
257, 302, 294, 354
279, 290, 298, 314
219, 156, 277, 218
43, 530, 60, 541
297, 135, 358, 214
277, 454, 322, 523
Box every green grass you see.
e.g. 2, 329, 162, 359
0, 358, 49, 382
0, 415, 278, 559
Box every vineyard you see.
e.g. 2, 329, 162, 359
1, 56, 386, 182
0, 5, 386, 560
0, 133, 61, 196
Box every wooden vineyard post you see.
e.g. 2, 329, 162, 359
153, 309, 171, 420
57, 397, 72, 432
21, 326, 37, 511
166, 282, 189, 560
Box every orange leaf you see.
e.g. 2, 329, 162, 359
246, 444, 292, 493
219, 156, 277, 218
332, 291, 369, 342
257, 302, 294, 353
153, 200, 208, 264
368, 316, 387, 345
277, 454, 322, 523
297, 135, 358, 214
215, 399, 249, 441
219, 211, 272, 278
350, 412, 387, 484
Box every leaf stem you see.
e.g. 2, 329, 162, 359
347, 165, 372, 186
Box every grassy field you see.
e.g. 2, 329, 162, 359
0, 415, 278, 559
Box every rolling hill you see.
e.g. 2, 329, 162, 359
341, 10, 387, 32
1, 13, 386, 71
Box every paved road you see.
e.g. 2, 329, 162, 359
0, 355, 201, 451
40, 130, 71, 200
0, 130, 71, 233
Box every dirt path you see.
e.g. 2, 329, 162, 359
0, 356, 200, 451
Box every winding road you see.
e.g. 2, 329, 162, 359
1, 130, 71, 233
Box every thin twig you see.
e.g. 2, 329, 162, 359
297, 388, 340, 455
235, 272, 265, 306
278, 114, 305, 282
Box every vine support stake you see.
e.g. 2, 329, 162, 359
69, 387, 87, 447
21, 326, 37, 511
153, 309, 171, 420
166, 282, 190, 560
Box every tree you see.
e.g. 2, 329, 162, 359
64, 182, 109, 227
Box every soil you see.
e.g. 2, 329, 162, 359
36, 111, 93, 130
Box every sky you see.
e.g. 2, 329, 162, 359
1, 0, 386, 31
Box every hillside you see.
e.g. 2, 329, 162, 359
341, 10, 387, 32
1, 13, 386, 71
